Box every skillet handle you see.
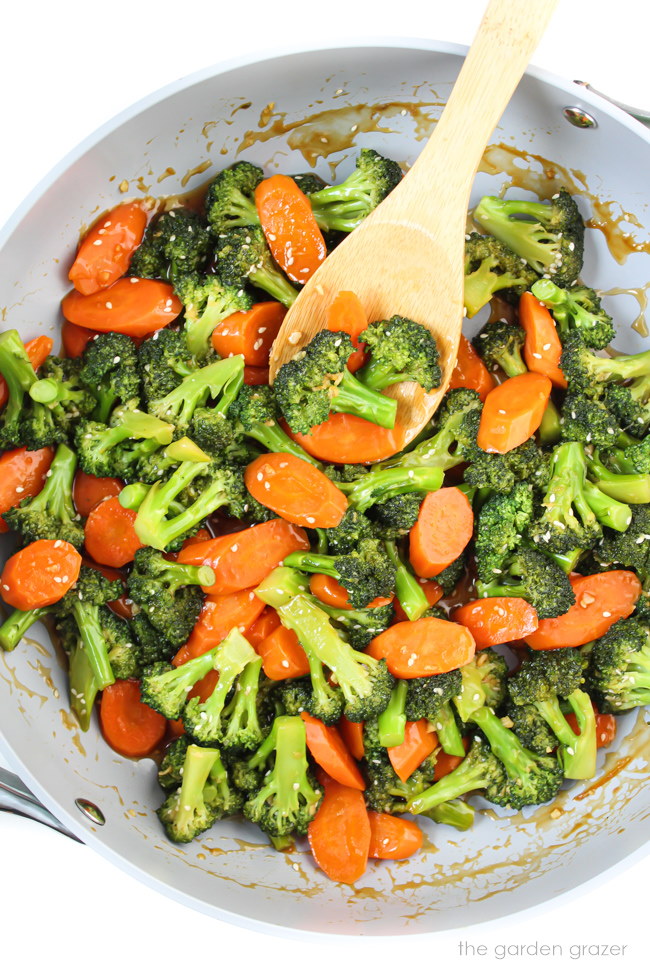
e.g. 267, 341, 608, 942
0, 766, 81, 843
573, 81, 650, 127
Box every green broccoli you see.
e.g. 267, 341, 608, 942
129, 207, 212, 283
529, 441, 604, 554
74, 404, 175, 478
157, 743, 242, 843
405, 670, 466, 757
473, 320, 527, 377
101, 608, 140, 680
138, 327, 208, 407
306, 149, 402, 233
384, 539, 429, 621
174, 272, 252, 358
79, 333, 141, 422
464, 232, 538, 317
0, 605, 51, 652
432, 553, 468, 596
129, 612, 176, 667
476, 547, 576, 619
560, 330, 650, 396
367, 493, 422, 539
146, 353, 245, 435
323, 507, 375, 555
474, 483, 535, 583
158, 735, 191, 793
355, 316, 441, 392
586, 450, 650, 505
531, 279, 615, 350
559, 392, 622, 449
0, 329, 40, 449
283, 538, 396, 609
215, 226, 298, 307
57, 616, 99, 732
454, 650, 508, 724
205, 161, 264, 232
2, 443, 83, 548
334, 465, 444, 514
24, 356, 96, 449
54, 567, 123, 691
588, 617, 650, 712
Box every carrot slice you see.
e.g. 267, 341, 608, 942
0, 335, 53, 409
301, 712, 365, 789
452, 597, 538, 651
477, 372, 552, 453
243, 366, 269, 386
393, 579, 442, 622
99, 679, 167, 758
61, 278, 181, 337
0, 446, 54, 533
84, 496, 143, 568
367, 811, 423, 860
388, 719, 438, 782
173, 589, 265, 665
434, 739, 470, 781
525, 571, 641, 651
338, 716, 365, 761
244, 453, 348, 528
177, 519, 310, 595
448, 334, 496, 402
167, 718, 186, 739
179, 528, 212, 551
212, 302, 286, 366
187, 669, 221, 704
309, 573, 392, 611
258, 624, 310, 680
61, 321, 98, 357
308, 773, 371, 884
409, 487, 474, 577
73, 471, 124, 518
519, 291, 566, 388
69, 203, 148, 296
284, 413, 406, 464
327, 290, 368, 373
243, 606, 281, 649
255, 175, 327, 284
0, 539, 81, 610
367, 617, 476, 677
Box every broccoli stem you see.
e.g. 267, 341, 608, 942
24, 442, 79, 525
119, 482, 151, 511
539, 401, 562, 445
245, 418, 321, 466
68, 637, 99, 732
434, 703, 466, 757
250, 267, 299, 308
471, 706, 536, 782
409, 744, 490, 814
255, 566, 307, 608
0, 606, 50, 652
587, 454, 650, 504
157, 561, 216, 590
329, 369, 398, 430
535, 690, 596, 780
545, 548, 583, 573
172, 745, 221, 837
377, 680, 408, 747
421, 798, 475, 831
384, 541, 429, 621
73, 604, 115, 690
582, 480, 632, 532
340, 466, 443, 512
0, 330, 39, 440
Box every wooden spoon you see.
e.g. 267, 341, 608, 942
269, 0, 558, 455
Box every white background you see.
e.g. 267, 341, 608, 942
1, 1, 649, 971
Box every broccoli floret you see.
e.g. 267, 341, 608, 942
306, 149, 402, 233
408, 737, 510, 814
473, 189, 584, 287
242, 715, 323, 837
604, 380, 650, 439
174, 272, 252, 358
127, 547, 214, 648
129, 208, 212, 283
356, 316, 441, 393
292, 173, 329, 196
596, 505, 650, 586
224, 384, 319, 465
54, 567, 123, 691
318, 600, 394, 651
0, 605, 50, 652
278, 594, 394, 721
336, 465, 444, 515
24, 355, 96, 449
0, 329, 40, 449
274, 329, 397, 434
158, 743, 242, 843
101, 607, 140, 680
464, 233, 538, 317
74, 404, 175, 478
363, 745, 436, 814
218, 657, 273, 751
2, 443, 83, 548
505, 703, 559, 755
509, 648, 596, 778
475, 483, 535, 584
205, 161, 264, 233
454, 650, 509, 723
158, 735, 190, 793
432, 553, 468, 596
586, 450, 650, 506
405, 670, 466, 757
476, 547, 576, 619
532, 279, 615, 350
146, 353, 245, 436
605, 436, 650, 476
559, 392, 621, 449
63, 620, 100, 732
284, 538, 396, 610
367, 493, 421, 539
138, 328, 209, 407
529, 441, 602, 554
323, 507, 375, 555
129, 612, 176, 666
589, 617, 650, 712
561, 330, 650, 396
79, 333, 141, 423
473, 320, 527, 377
215, 227, 298, 307
384, 539, 429, 621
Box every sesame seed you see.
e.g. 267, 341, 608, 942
105, 301, 113, 309
93, 239, 103, 246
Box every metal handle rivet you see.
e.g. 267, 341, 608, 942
75, 798, 105, 826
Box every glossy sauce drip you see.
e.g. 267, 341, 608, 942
601, 283, 650, 338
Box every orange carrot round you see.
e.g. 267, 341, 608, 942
73, 471, 124, 518
258, 624, 310, 680
566, 703, 616, 749
367, 617, 476, 677
452, 597, 538, 651
244, 453, 348, 528
0, 446, 55, 533
99, 679, 167, 758
520, 291, 566, 388
525, 571, 641, 651
173, 589, 265, 666
388, 719, 438, 782
243, 606, 281, 650
434, 741, 470, 781
393, 579, 443, 622
448, 333, 496, 402
243, 366, 270, 386
84, 496, 143, 568
61, 321, 98, 358
255, 175, 327, 284
69, 203, 148, 296
326, 290, 368, 372
409, 487, 474, 577
177, 519, 310, 595
309, 573, 392, 611
367, 811, 423, 860
284, 414, 406, 465
1, 539, 82, 610
0, 335, 53, 409
308, 773, 371, 884
301, 712, 365, 790
338, 716, 365, 761
212, 302, 286, 366
477, 372, 552, 453
61, 278, 181, 337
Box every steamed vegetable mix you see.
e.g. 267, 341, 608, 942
1, 156, 647, 886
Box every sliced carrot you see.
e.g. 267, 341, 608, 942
255, 175, 327, 284
69, 203, 148, 296
177, 519, 310, 595
367, 617, 476, 677
84, 496, 143, 568
243, 366, 270, 386
452, 597, 538, 651
566, 703, 617, 749
367, 811, 424, 860
167, 718, 186, 739
434, 739, 470, 781
326, 290, 368, 373
244, 453, 348, 528
525, 571, 641, 651
393, 579, 443, 622
258, 624, 310, 680
0, 446, 54, 532
0, 539, 81, 611
61, 320, 98, 357
73, 471, 124, 518
99, 679, 167, 758
519, 291, 566, 388
309, 573, 392, 611
243, 606, 281, 649
211, 302, 286, 367
388, 719, 438, 782
0, 335, 53, 409
179, 528, 212, 551
308, 773, 371, 884
284, 414, 406, 464
477, 372, 552, 454
61, 278, 181, 338
409, 488, 474, 577
187, 669, 220, 703
173, 589, 265, 665
338, 716, 365, 761
301, 712, 365, 789
448, 334, 496, 402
